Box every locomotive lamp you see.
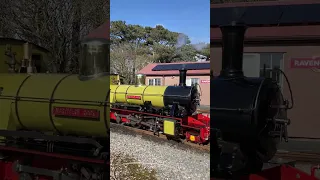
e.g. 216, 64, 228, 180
210, 21, 292, 178
79, 38, 110, 80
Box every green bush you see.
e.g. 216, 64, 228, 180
110, 152, 158, 180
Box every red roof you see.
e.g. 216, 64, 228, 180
211, 25, 320, 41
85, 21, 110, 39
138, 62, 210, 76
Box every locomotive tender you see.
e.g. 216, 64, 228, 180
110, 67, 210, 144
0, 38, 110, 180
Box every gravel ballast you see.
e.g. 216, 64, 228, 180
110, 125, 210, 180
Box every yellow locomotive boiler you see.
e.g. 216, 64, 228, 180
0, 38, 110, 159
110, 69, 200, 118
0, 73, 109, 137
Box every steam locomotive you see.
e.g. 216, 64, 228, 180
109, 69, 210, 145
111, 69, 199, 117
0, 38, 110, 180
211, 22, 294, 179
0, 35, 210, 179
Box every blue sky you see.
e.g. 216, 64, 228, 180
110, 0, 210, 44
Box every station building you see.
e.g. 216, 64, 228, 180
138, 61, 211, 106
211, 0, 320, 138
0, 38, 51, 73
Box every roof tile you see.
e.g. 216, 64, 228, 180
86, 21, 110, 39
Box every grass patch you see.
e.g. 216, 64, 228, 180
110, 152, 158, 180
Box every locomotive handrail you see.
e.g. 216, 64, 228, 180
210, 107, 254, 113
0, 95, 108, 103
0, 95, 174, 108
111, 91, 164, 96
0, 95, 109, 106
111, 86, 194, 97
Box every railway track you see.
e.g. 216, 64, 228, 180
196, 109, 210, 115
275, 151, 320, 164
110, 122, 210, 152
111, 122, 320, 165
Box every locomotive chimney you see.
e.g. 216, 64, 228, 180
78, 38, 110, 81
179, 68, 187, 86
219, 21, 247, 78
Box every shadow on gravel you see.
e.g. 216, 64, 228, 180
110, 152, 158, 180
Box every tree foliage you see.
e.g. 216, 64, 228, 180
111, 21, 209, 83
110, 42, 154, 84
202, 44, 210, 59
0, 0, 109, 73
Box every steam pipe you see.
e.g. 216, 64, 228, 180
179, 68, 187, 86
219, 21, 247, 78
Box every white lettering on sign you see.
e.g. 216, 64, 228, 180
200, 80, 210, 84
291, 57, 320, 69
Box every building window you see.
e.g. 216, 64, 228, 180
259, 53, 283, 86
191, 78, 199, 86
186, 78, 199, 86
148, 78, 161, 86
243, 53, 284, 87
